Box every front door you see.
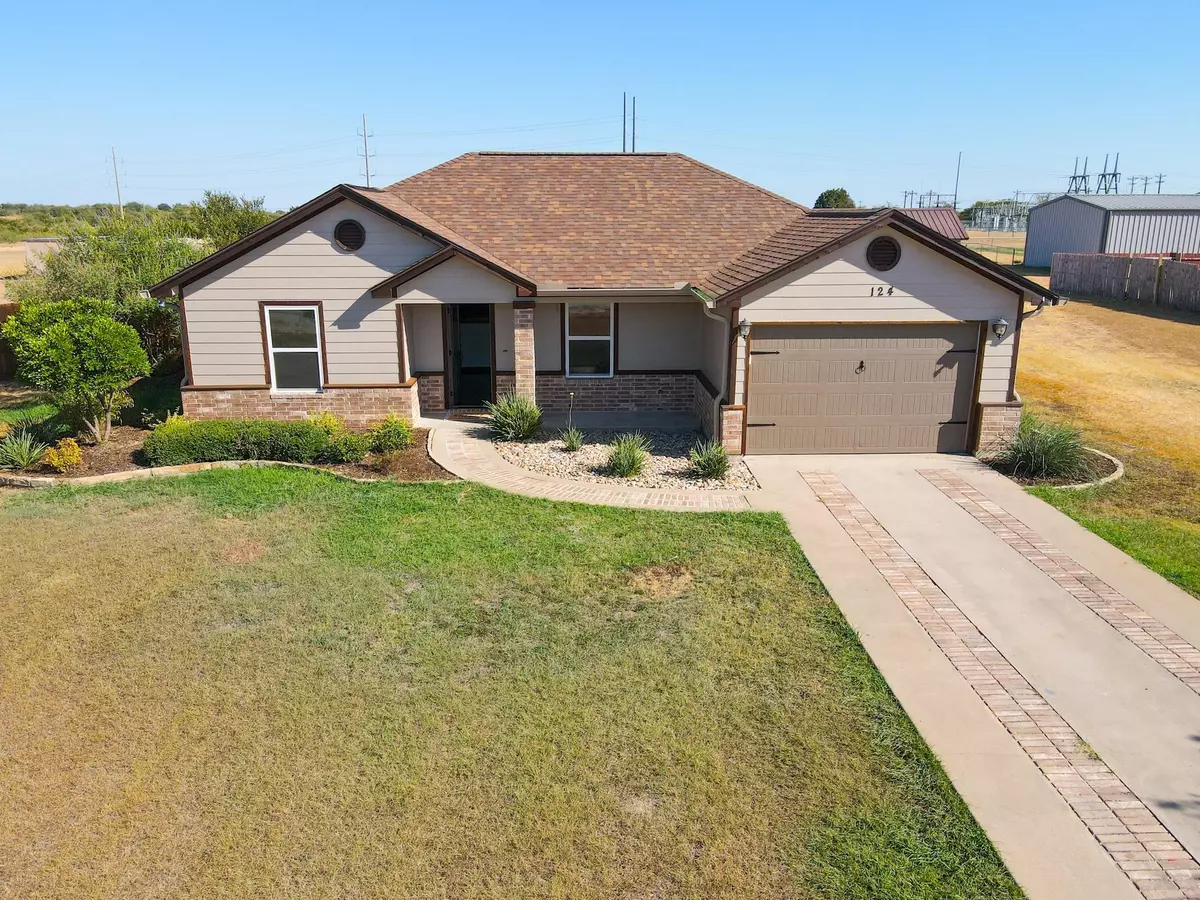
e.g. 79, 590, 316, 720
447, 304, 493, 407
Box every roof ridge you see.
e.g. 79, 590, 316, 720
674, 154, 808, 211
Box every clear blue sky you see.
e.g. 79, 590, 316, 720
6, 0, 1199, 211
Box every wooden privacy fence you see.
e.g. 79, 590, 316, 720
1051, 253, 1200, 313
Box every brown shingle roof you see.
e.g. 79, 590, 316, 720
380, 152, 805, 290
701, 209, 889, 296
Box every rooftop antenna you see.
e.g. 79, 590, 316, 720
622, 92, 627, 153
631, 96, 637, 152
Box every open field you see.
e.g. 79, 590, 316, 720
0, 471, 1019, 899
1017, 296, 1200, 596
0, 242, 26, 277
966, 231, 1025, 266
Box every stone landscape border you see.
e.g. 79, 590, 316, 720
0, 459, 391, 489
1053, 447, 1125, 491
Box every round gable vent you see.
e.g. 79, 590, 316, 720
865, 236, 901, 272
334, 219, 366, 252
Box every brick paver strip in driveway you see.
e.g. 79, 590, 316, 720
921, 469, 1200, 697
802, 471, 1200, 900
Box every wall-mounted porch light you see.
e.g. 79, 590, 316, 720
991, 318, 1009, 339
738, 318, 751, 339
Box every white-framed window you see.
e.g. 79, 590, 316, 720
263, 305, 324, 392
564, 302, 614, 378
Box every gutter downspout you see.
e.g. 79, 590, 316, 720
689, 285, 729, 439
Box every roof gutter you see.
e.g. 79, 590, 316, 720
533, 284, 696, 299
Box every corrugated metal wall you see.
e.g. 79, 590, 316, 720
1104, 212, 1200, 255
1023, 197, 1106, 267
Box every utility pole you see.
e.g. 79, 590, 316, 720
952, 150, 962, 210
1128, 174, 1137, 193
622, 92, 627, 153
1155, 173, 1165, 193
631, 96, 636, 152
111, 146, 124, 219
359, 114, 373, 187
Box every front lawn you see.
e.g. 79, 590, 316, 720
0, 471, 1020, 899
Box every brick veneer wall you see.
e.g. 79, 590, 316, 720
415, 373, 445, 415
535, 373, 695, 413
693, 376, 719, 440
976, 399, 1022, 456
495, 373, 515, 396
513, 305, 536, 400
181, 384, 417, 427
720, 406, 745, 455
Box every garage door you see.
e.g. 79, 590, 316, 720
745, 323, 980, 454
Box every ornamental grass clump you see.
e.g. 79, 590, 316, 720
688, 439, 730, 480
606, 432, 651, 478
561, 425, 584, 452
0, 430, 50, 470
485, 393, 542, 440
992, 411, 1094, 481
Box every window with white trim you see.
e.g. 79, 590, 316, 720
264, 305, 323, 392
564, 302, 613, 377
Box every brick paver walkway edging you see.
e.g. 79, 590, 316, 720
921, 469, 1200, 697
428, 425, 752, 512
802, 472, 1200, 900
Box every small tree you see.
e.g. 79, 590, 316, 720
179, 191, 278, 249
3, 299, 150, 443
814, 188, 855, 209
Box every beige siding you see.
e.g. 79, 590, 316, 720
494, 303, 515, 370
617, 301, 704, 370
395, 255, 516, 303
405, 305, 444, 372
733, 227, 1020, 405
700, 308, 730, 394
534, 303, 562, 371
185, 199, 438, 386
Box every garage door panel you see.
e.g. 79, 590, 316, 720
746, 323, 980, 454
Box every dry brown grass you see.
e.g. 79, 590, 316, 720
966, 231, 1026, 265
0, 243, 26, 277
1017, 299, 1200, 472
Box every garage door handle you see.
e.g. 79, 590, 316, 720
750, 350, 780, 355
856, 360, 865, 373
747, 422, 776, 427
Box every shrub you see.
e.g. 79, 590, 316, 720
43, 437, 84, 473
606, 432, 651, 478
485, 393, 542, 440
369, 413, 413, 453
142, 417, 333, 466
327, 431, 371, 464
307, 410, 346, 437
0, 431, 50, 470
2, 298, 150, 443
992, 411, 1094, 480
373, 451, 408, 476
561, 425, 584, 452
688, 439, 730, 479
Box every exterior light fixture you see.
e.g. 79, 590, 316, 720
991, 318, 1009, 339
738, 318, 751, 339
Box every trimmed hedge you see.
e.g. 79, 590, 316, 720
143, 417, 345, 467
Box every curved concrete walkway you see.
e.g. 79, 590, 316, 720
427, 421, 752, 512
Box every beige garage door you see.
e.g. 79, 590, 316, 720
746, 323, 980, 454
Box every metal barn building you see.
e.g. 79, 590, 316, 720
1024, 194, 1200, 267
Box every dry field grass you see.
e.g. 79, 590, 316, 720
1017, 299, 1200, 474
966, 231, 1026, 265
0, 243, 26, 277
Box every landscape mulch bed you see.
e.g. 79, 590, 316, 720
28, 426, 453, 483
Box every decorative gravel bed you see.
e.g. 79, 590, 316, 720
493, 430, 760, 491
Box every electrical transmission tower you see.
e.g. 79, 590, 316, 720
1094, 153, 1121, 193
1067, 157, 1091, 194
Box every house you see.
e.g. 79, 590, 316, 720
149, 152, 1057, 455
1025, 194, 1200, 267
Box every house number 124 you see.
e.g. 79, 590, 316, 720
869, 286, 895, 297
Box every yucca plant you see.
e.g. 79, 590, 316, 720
0, 430, 50, 471
561, 425, 584, 452
992, 411, 1093, 480
688, 439, 730, 479
485, 393, 542, 440
606, 432, 651, 478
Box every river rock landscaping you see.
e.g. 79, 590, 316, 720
493, 430, 760, 491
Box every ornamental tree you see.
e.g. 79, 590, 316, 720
2, 299, 150, 443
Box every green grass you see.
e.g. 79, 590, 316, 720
0, 471, 1021, 899
1030, 485, 1200, 598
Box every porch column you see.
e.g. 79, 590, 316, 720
513, 299, 536, 401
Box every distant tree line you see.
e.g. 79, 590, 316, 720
0, 197, 284, 243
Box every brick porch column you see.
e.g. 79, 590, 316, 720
513, 299, 536, 400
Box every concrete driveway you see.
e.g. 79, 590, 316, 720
746, 454, 1200, 900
